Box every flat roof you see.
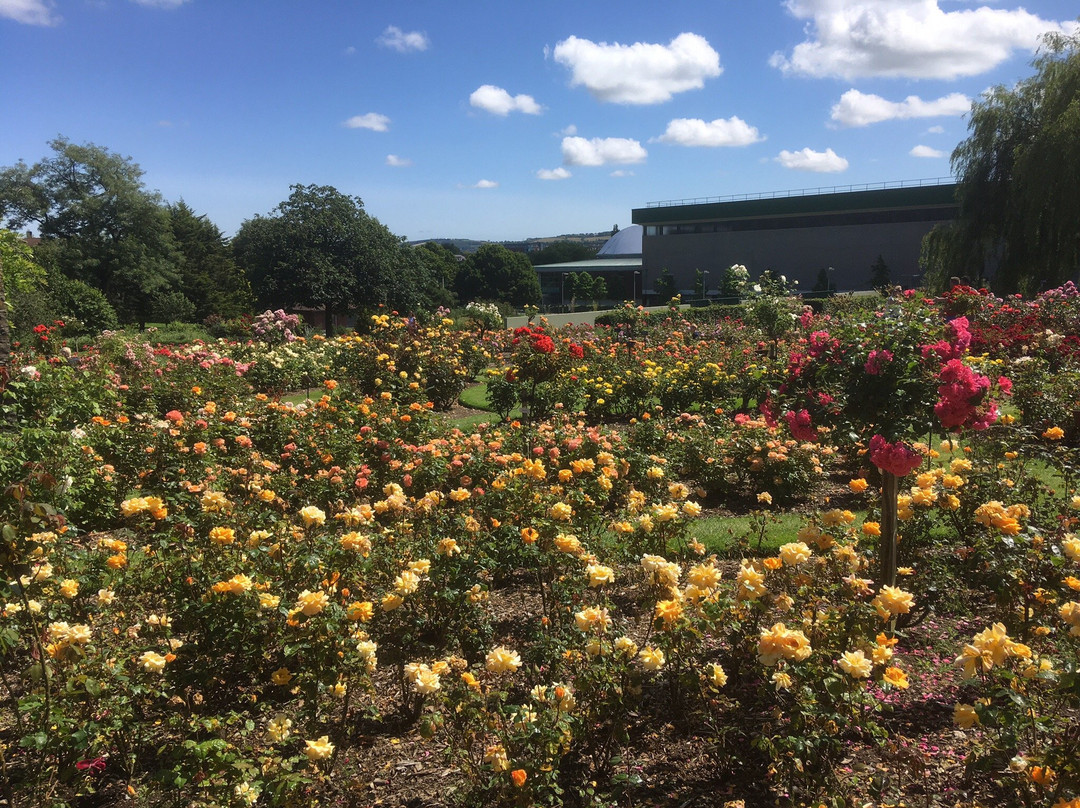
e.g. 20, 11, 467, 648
533, 257, 642, 272
632, 182, 957, 225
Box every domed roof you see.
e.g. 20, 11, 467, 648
597, 224, 642, 257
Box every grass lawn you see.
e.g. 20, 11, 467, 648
691, 507, 869, 556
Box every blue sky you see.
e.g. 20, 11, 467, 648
2, 0, 1078, 242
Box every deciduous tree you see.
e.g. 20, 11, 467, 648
0, 138, 180, 327
924, 31, 1080, 294
454, 244, 540, 309
234, 184, 435, 335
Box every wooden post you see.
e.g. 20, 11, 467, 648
880, 471, 898, 588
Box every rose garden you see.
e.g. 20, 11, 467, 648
2, 284, 1080, 808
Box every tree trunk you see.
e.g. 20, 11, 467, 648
879, 471, 899, 588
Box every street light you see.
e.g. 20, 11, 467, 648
702, 270, 710, 300
561, 273, 570, 311
633, 270, 641, 304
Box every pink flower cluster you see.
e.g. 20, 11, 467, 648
784, 409, 817, 442
934, 359, 998, 431
863, 349, 893, 376
868, 435, 923, 477
923, 316, 972, 362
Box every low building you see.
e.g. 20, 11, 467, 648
631, 180, 958, 297
533, 225, 644, 310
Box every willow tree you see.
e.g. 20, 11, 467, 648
926, 30, 1080, 295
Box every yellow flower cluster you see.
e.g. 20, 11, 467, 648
757, 623, 812, 666
119, 495, 168, 520
956, 622, 1032, 679
974, 501, 1028, 535
871, 585, 915, 620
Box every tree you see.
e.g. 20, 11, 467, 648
927, 30, 1080, 294
529, 241, 597, 266
869, 255, 890, 291
590, 275, 608, 309
234, 184, 429, 336
0, 230, 46, 383
566, 272, 593, 312
169, 201, 253, 321
414, 241, 462, 304
0, 138, 180, 327
654, 268, 677, 301
454, 244, 540, 309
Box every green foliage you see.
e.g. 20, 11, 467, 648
454, 244, 540, 309
234, 184, 438, 336
0, 228, 46, 297
168, 200, 253, 320
932, 30, 1080, 294
45, 271, 119, 335
0, 138, 181, 327
150, 290, 197, 324
528, 241, 597, 266
653, 268, 677, 300
869, 254, 890, 291
413, 241, 462, 302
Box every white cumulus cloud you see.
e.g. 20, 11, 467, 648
562, 136, 647, 166
776, 147, 849, 172
926, 125, 945, 134
377, 26, 430, 53
131, 0, 189, 7
831, 89, 970, 127
770, 0, 1075, 80
610, 170, 635, 177
343, 113, 390, 132
552, 32, 721, 104
537, 167, 572, 180
469, 85, 542, 116
386, 154, 412, 167
656, 116, 764, 147
473, 179, 498, 189
910, 144, 946, 158
0, 0, 59, 24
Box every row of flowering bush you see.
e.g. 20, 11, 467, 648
2, 288, 1080, 805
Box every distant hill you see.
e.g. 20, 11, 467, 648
410, 230, 615, 255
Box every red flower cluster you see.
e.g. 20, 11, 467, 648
868, 434, 923, 477
512, 326, 555, 354
934, 359, 998, 431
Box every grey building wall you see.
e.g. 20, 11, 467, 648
641, 219, 940, 293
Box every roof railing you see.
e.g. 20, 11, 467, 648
644, 177, 955, 209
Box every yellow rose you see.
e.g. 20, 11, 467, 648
837, 649, 872, 678
304, 735, 335, 761
485, 646, 523, 674
140, 651, 168, 673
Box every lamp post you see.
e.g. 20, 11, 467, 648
633, 270, 641, 304
562, 273, 570, 312
702, 270, 710, 301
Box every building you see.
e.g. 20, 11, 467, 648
631, 180, 958, 298
533, 225, 643, 310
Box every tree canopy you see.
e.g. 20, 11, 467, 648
529, 241, 597, 266
924, 30, 1080, 295
454, 244, 540, 309
0, 138, 179, 326
234, 184, 440, 335
169, 201, 253, 321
